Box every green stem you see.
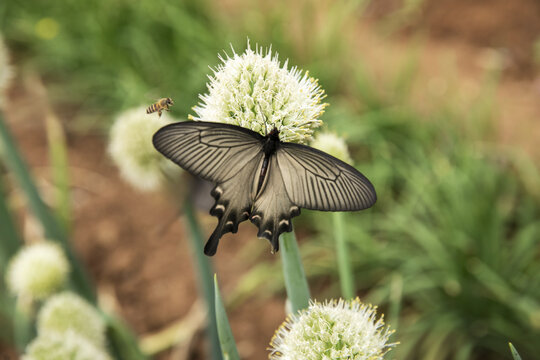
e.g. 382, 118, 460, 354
388, 273, 402, 332
182, 198, 222, 360
0, 115, 95, 303
13, 306, 35, 352
279, 231, 310, 314
332, 212, 355, 299
214, 276, 240, 360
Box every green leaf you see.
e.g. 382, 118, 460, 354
214, 276, 240, 360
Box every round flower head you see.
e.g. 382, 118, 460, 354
6, 241, 69, 300
108, 106, 181, 191
270, 298, 396, 360
311, 132, 353, 164
37, 292, 106, 348
0, 34, 13, 106
190, 43, 327, 143
23, 330, 111, 360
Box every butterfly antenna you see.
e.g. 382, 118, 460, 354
257, 103, 269, 135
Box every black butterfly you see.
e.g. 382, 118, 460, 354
153, 121, 376, 256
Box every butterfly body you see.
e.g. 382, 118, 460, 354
256, 128, 280, 195
153, 121, 376, 256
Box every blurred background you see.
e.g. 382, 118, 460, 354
1, 0, 539, 359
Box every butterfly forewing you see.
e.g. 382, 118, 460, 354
152, 121, 264, 183
276, 143, 376, 211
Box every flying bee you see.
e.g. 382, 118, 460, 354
146, 98, 174, 117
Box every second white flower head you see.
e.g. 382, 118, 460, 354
270, 298, 396, 360
191, 43, 327, 143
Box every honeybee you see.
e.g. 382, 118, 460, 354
146, 97, 174, 117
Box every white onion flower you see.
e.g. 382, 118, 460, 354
311, 132, 353, 164
22, 330, 111, 360
190, 43, 327, 143
270, 298, 396, 360
6, 242, 69, 300
37, 292, 106, 349
108, 106, 182, 191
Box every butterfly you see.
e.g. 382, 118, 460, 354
152, 121, 376, 256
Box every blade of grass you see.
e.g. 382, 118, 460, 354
279, 230, 310, 314
0, 174, 22, 269
0, 114, 95, 303
509, 343, 522, 360
104, 313, 148, 360
214, 275, 240, 360
45, 112, 71, 233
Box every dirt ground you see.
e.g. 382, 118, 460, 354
2, 0, 540, 359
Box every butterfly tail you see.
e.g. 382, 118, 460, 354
205, 215, 235, 256
204, 229, 221, 256
205, 184, 251, 256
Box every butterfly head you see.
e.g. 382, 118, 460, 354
263, 127, 281, 155
269, 127, 280, 139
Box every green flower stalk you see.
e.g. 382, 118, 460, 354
37, 292, 106, 348
108, 106, 181, 191
269, 298, 396, 360
311, 132, 355, 299
22, 330, 111, 360
6, 241, 70, 300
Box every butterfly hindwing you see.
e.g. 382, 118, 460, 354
250, 156, 301, 252
205, 152, 263, 255
276, 143, 376, 211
